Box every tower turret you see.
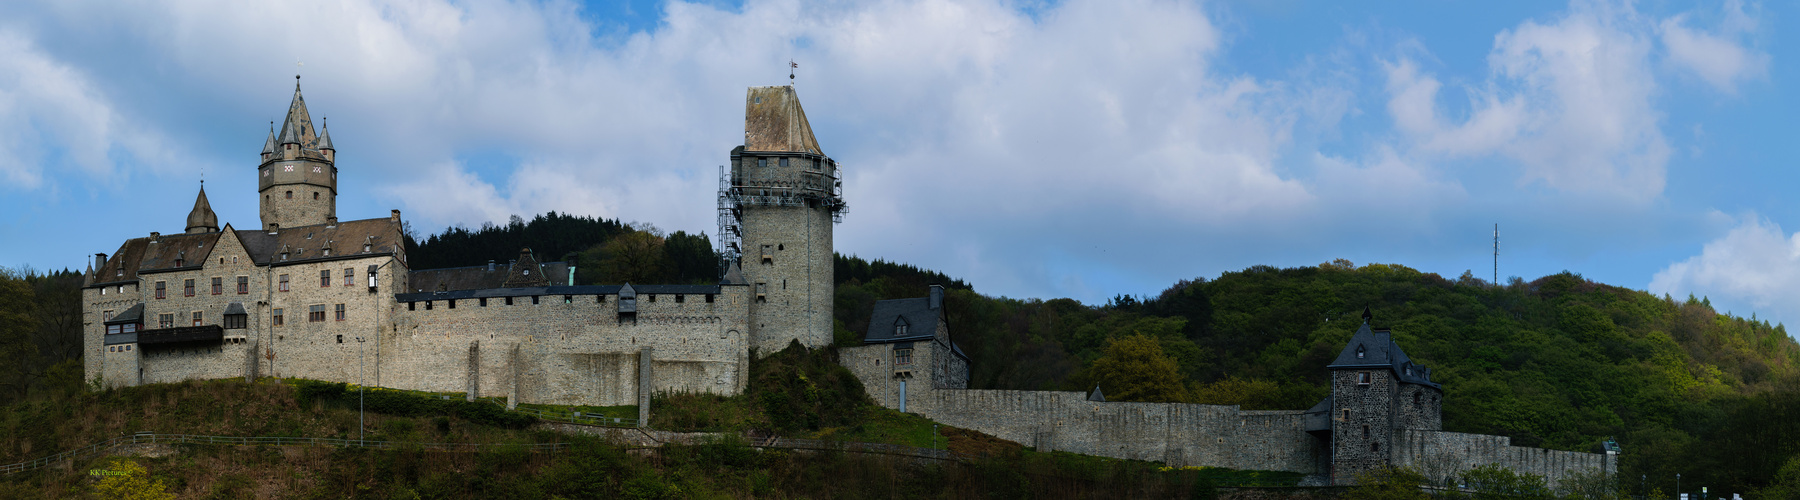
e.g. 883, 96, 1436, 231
185, 183, 218, 234
1324, 312, 1443, 485
258, 76, 337, 231
725, 85, 846, 353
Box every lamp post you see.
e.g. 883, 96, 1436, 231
1677, 473, 1681, 500
356, 335, 366, 445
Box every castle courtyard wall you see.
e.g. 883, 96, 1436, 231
1393, 430, 1615, 488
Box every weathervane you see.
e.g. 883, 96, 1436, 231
789, 60, 797, 85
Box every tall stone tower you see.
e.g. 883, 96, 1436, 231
1326, 311, 1443, 485
258, 76, 338, 231
725, 86, 845, 353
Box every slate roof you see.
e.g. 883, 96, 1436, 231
92, 238, 151, 287
137, 232, 222, 275
408, 260, 572, 293
394, 284, 719, 302
743, 86, 823, 154
234, 217, 404, 266
863, 297, 941, 344
106, 303, 145, 325
186, 186, 218, 233
1327, 321, 1440, 388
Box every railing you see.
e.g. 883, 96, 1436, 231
747, 435, 961, 462
1, 432, 570, 476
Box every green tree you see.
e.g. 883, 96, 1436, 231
0, 270, 40, 402
1086, 334, 1188, 403
1757, 455, 1800, 500
1460, 464, 1552, 500
587, 230, 668, 284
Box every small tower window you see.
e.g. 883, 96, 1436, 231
1414, 392, 1423, 406
779, 158, 789, 167
1357, 372, 1371, 385
757, 159, 768, 168
1362, 425, 1369, 438
286, 191, 293, 199
313, 192, 319, 200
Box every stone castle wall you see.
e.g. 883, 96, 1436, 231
380, 285, 752, 406
1393, 430, 1615, 487
907, 388, 1323, 473
258, 155, 337, 230
1332, 368, 1396, 483
733, 150, 835, 354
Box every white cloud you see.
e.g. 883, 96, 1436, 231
1659, 0, 1766, 93
0, 31, 175, 190
1381, 2, 1671, 202
1651, 213, 1800, 325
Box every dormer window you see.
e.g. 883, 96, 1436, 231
1355, 345, 1365, 359
894, 318, 910, 337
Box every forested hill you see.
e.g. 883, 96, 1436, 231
833, 259, 1800, 495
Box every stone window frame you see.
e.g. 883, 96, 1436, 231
191, 311, 203, 327
320, 270, 331, 288
757, 158, 768, 168
211, 277, 223, 295
531, 296, 540, 305
279, 274, 290, 292
408, 302, 416, 311
675, 294, 685, 304
778, 157, 790, 167
159, 313, 174, 329
1357, 372, 1371, 385
184, 279, 196, 297
308, 304, 326, 322
237, 276, 249, 294
335, 303, 346, 321
343, 268, 354, 287
272, 308, 284, 326
155, 281, 166, 299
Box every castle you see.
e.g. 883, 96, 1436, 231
83, 78, 1614, 486
83, 79, 841, 419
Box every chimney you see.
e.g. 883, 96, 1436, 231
326, 216, 338, 227
487, 260, 496, 272
267, 223, 279, 234
94, 253, 107, 272
390, 209, 401, 223
929, 284, 944, 310
150, 231, 161, 242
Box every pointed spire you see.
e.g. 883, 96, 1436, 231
318, 117, 334, 151
186, 182, 218, 234
277, 75, 316, 147
261, 121, 276, 155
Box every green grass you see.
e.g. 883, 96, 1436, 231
811, 406, 945, 448
515, 403, 637, 421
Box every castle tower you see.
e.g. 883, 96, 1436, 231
185, 183, 218, 234
258, 76, 337, 231
727, 86, 846, 353
1325, 311, 1443, 485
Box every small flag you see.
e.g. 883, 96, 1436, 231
790, 61, 798, 69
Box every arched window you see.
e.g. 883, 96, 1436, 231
285, 190, 293, 199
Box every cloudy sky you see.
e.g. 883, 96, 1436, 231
1, 0, 1795, 332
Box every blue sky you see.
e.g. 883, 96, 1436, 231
0, 0, 1796, 333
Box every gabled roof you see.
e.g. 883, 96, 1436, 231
502, 248, 549, 288
409, 260, 570, 293
138, 232, 221, 274
1327, 321, 1439, 388
743, 86, 823, 155
863, 297, 941, 343
92, 238, 151, 286
234, 217, 404, 266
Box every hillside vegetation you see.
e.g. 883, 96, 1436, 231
834, 259, 1800, 496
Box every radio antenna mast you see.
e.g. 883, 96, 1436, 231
1493, 223, 1499, 286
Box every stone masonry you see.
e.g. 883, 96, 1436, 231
83, 81, 828, 411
